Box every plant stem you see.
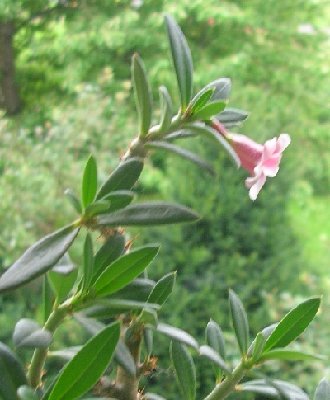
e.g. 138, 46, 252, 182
114, 321, 142, 400
28, 304, 69, 388
203, 361, 246, 400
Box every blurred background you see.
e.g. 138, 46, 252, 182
0, 0, 329, 398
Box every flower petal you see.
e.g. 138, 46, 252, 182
276, 133, 291, 153
246, 173, 266, 201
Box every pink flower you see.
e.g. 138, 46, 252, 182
211, 120, 291, 200
228, 132, 291, 200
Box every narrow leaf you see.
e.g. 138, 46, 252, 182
178, 122, 240, 167
93, 245, 159, 297
159, 86, 173, 132
64, 189, 82, 214
48, 322, 120, 400
259, 349, 324, 363
96, 158, 144, 200
48, 267, 77, 303
251, 332, 266, 362
13, 319, 52, 349
0, 225, 79, 293
229, 289, 249, 355
199, 345, 230, 373
84, 200, 111, 217
92, 232, 126, 283
170, 341, 196, 400
204, 78, 232, 101
217, 108, 248, 127
264, 297, 321, 351
188, 87, 215, 114
146, 141, 214, 175
144, 328, 153, 356
82, 155, 98, 209
192, 101, 226, 121
17, 385, 38, 400
115, 340, 136, 377
147, 272, 176, 306
240, 379, 309, 400
97, 202, 199, 226
165, 15, 193, 111
145, 394, 166, 400
156, 323, 198, 350
0, 342, 27, 400
205, 319, 225, 360
314, 378, 330, 400
132, 53, 152, 136
103, 190, 135, 212
84, 299, 158, 320
82, 234, 94, 290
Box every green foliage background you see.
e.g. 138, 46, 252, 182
0, 0, 329, 398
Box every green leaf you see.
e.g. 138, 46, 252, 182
96, 158, 144, 200
103, 190, 135, 212
192, 101, 226, 121
48, 256, 77, 303
139, 308, 158, 327
115, 340, 136, 377
159, 86, 173, 132
97, 202, 199, 226
48, 346, 81, 361
204, 78, 232, 101
74, 314, 136, 377
86, 299, 160, 318
48, 322, 120, 400
0, 342, 27, 400
188, 87, 214, 114
165, 129, 198, 141
217, 108, 248, 128
92, 232, 126, 283
205, 319, 225, 360
264, 297, 321, 351
17, 385, 39, 400
82, 155, 98, 209
156, 323, 198, 350
84, 200, 111, 217
146, 141, 214, 175
13, 319, 52, 349
147, 272, 176, 306
144, 328, 153, 356
82, 234, 94, 290
314, 378, 330, 400
145, 394, 166, 400
229, 289, 249, 356
170, 341, 196, 400
240, 379, 308, 400
251, 332, 266, 362
259, 349, 324, 363
0, 225, 79, 293
92, 245, 159, 297
199, 345, 230, 374
165, 15, 193, 111
132, 53, 152, 136
179, 122, 240, 167
98, 278, 155, 303
64, 189, 82, 214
